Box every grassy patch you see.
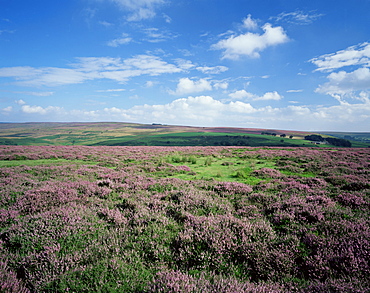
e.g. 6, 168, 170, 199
0, 158, 99, 168
163, 154, 276, 184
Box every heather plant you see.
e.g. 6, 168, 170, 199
0, 146, 369, 292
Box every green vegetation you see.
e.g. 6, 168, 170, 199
0, 122, 368, 147
1, 146, 369, 292
0, 158, 99, 168
93, 132, 314, 147
164, 151, 316, 184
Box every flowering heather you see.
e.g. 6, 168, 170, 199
0, 146, 369, 292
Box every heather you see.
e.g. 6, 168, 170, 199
0, 146, 369, 292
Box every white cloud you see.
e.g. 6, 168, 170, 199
107, 34, 132, 47
15, 99, 26, 105
256, 91, 282, 101
0, 29, 15, 35
213, 82, 228, 90
99, 20, 113, 27
163, 14, 172, 23
109, 0, 165, 21
312, 42, 370, 109
196, 66, 228, 74
145, 81, 154, 87
2, 106, 12, 112
242, 14, 258, 30
14, 91, 54, 96
228, 90, 254, 100
0, 67, 90, 87
310, 42, 370, 72
123, 55, 182, 75
142, 28, 176, 42
21, 105, 63, 115
212, 21, 289, 59
119, 95, 257, 124
286, 89, 303, 93
0, 55, 186, 87
174, 59, 195, 71
15, 95, 370, 131
97, 88, 126, 92
316, 67, 370, 95
170, 78, 213, 95
229, 90, 283, 101
273, 10, 324, 25
102, 95, 370, 130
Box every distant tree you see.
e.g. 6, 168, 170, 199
304, 134, 324, 142
280, 134, 286, 138
326, 137, 352, 147
289, 135, 294, 139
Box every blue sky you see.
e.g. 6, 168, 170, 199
1, 0, 370, 131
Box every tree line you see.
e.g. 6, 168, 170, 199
304, 134, 352, 147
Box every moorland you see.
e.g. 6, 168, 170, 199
1, 122, 369, 147
1, 122, 370, 292
1, 144, 369, 292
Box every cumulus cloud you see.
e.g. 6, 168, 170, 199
213, 82, 229, 90
21, 105, 63, 115
212, 20, 289, 59
169, 78, 213, 95
257, 91, 283, 101
15, 95, 370, 131
15, 99, 26, 105
242, 14, 258, 30
310, 42, 370, 72
228, 90, 254, 100
108, 0, 165, 21
145, 81, 155, 87
0, 55, 186, 87
98, 94, 370, 131
2, 106, 12, 112
311, 42, 370, 105
229, 90, 283, 101
103, 95, 257, 125
316, 67, 370, 95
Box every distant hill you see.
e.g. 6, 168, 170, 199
0, 122, 368, 147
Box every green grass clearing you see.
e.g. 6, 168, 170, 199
162, 153, 317, 183
0, 158, 100, 168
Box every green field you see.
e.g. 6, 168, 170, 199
0, 122, 368, 147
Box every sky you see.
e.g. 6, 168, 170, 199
1, 0, 370, 131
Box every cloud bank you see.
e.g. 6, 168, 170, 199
7, 94, 370, 131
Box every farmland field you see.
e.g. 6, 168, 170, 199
1, 145, 369, 292
2, 122, 369, 147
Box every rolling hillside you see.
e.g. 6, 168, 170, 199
0, 122, 368, 147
